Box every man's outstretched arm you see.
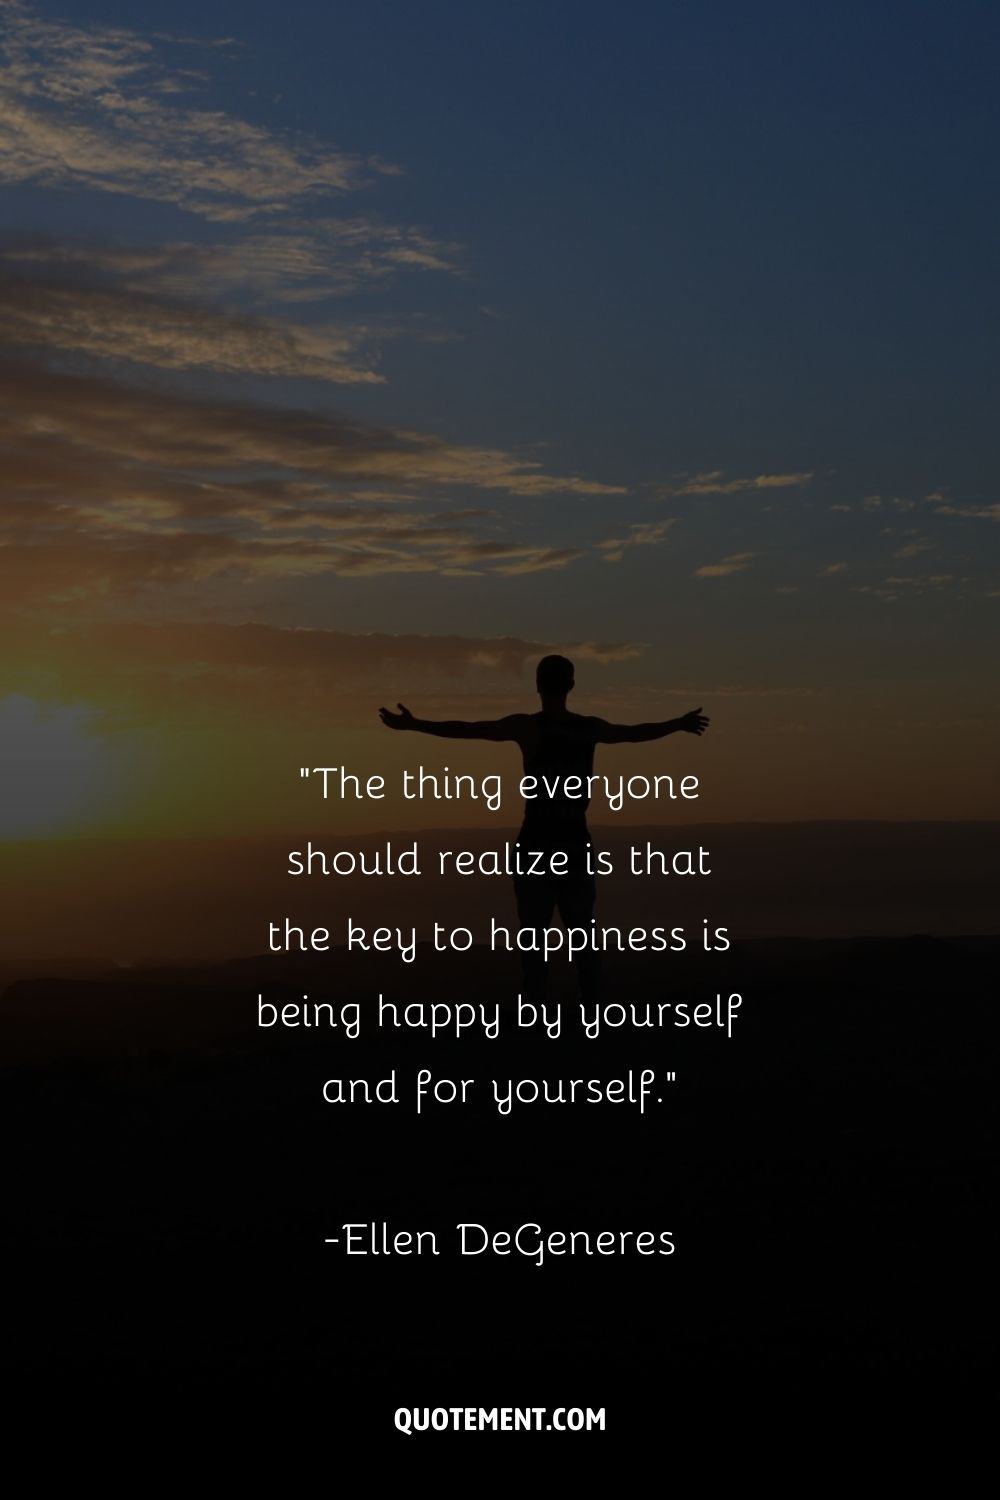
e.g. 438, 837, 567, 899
593, 707, 709, 743
379, 703, 524, 742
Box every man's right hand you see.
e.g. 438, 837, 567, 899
678, 707, 710, 735
379, 702, 416, 730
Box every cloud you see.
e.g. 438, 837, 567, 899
693, 552, 755, 578
0, 497, 587, 602
667, 470, 813, 496
2, 223, 464, 303
0, 1, 378, 220
818, 562, 847, 576
932, 502, 1000, 522
0, 1, 465, 384
862, 494, 916, 512
0, 356, 626, 600
447, 543, 585, 576
0, 7, 626, 610
0, 355, 621, 496
0, 617, 646, 727
892, 539, 934, 560
853, 574, 965, 602
597, 519, 676, 564
0, 269, 384, 382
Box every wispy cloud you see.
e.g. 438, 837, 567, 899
597, 519, 676, 564
0, 269, 385, 382
0, 617, 647, 727
0, 357, 622, 496
853, 573, 968, 602
0, 354, 625, 601
932, 502, 1000, 522
1, 223, 464, 303
667, 470, 813, 496
0, 4, 635, 612
693, 551, 755, 578
0, 0, 379, 220
892, 538, 934, 560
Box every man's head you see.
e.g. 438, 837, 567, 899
535, 653, 575, 701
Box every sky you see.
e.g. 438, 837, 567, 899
1, 0, 998, 844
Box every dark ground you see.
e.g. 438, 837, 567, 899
1, 936, 995, 1461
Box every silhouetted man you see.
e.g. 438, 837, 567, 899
380, 655, 709, 1001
